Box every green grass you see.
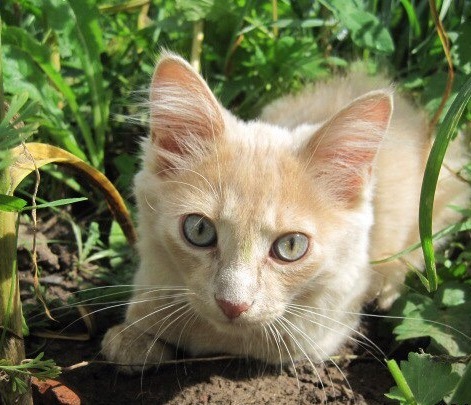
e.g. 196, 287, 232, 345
0, 0, 470, 403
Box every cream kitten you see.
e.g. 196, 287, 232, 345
101, 53, 469, 371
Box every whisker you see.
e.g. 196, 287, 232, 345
29, 291, 193, 328
97, 298, 190, 353
281, 314, 354, 402
28, 286, 190, 319
275, 318, 327, 400
265, 323, 284, 375
272, 319, 301, 388
287, 305, 387, 362
291, 303, 471, 344
140, 304, 194, 388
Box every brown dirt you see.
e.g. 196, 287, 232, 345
19, 214, 395, 405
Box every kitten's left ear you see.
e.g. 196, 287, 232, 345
149, 52, 224, 169
302, 90, 393, 205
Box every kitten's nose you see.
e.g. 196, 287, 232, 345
216, 298, 251, 319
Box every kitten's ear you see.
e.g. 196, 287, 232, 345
149, 53, 224, 169
303, 91, 392, 205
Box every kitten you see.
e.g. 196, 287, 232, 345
101, 53, 469, 371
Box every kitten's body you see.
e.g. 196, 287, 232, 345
102, 55, 469, 370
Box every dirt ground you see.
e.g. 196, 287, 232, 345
17, 215, 395, 405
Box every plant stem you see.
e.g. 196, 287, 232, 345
0, 14, 5, 122
428, 0, 454, 131
191, 20, 204, 73
386, 359, 416, 405
0, 168, 32, 404
272, 0, 279, 37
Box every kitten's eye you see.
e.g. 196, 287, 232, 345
182, 214, 217, 248
272, 233, 309, 262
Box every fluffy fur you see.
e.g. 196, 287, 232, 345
102, 53, 469, 370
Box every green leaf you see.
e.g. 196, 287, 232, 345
391, 292, 471, 356
43, 0, 109, 169
449, 361, 471, 404
2, 45, 80, 157
175, 0, 215, 21
0, 93, 39, 158
22, 197, 88, 211
0, 194, 27, 212
434, 281, 471, 307
2, 26, 92, 163
387, 353, 460, 405
452, 22, 471, 74
320, 0, 394, 54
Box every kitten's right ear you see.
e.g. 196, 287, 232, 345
149, 52, 224, 170
302, 91, 393, 206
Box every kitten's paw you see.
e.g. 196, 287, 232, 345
101, 323, 173, 374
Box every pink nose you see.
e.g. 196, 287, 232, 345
216, 298, 251, 319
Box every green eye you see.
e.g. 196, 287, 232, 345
272, 233, 309, 262
182, 214, 217, 248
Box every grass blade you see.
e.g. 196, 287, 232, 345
44, 0, 109, 169
419, 75, 471, 292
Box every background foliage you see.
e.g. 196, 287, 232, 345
0, 0, 470, 403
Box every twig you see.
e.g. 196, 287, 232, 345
190, 20, 205, 73
21, 143, 54, 321
428, 0, 454, 132
0, 15, 4, 122
60, 355, 238, 372
272, 0, 279, 37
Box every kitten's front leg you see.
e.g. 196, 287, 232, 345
101, 323, 174, 374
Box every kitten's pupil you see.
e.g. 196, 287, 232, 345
272, 233, 309, 262
182, 214, 217, 248
197, 221, 205, 235
289, 237, 295, 251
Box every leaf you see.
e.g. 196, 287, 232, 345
22, 197, 88, 211
434, 281, 471, 307
452, 22, 471, 74
388, 353, 460, 405
9, 143, 136, 246
449, 361, 471, 405
0, 93, 39, 155
390, 291, 471, 356
0, 195, 27, 212
2, 45, 82, 158
320, 0, 394, 54
2, 26, 93, 163
175, 0, 215, 21
43, 0, 109, 168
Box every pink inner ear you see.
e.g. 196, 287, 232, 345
305, 92, 393, 205
149, 55, 225, 168
357, 95, 392, 130
152, 58, 208, 93
155, 60, 189, 84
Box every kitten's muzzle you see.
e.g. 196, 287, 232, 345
215, 298, 252, 319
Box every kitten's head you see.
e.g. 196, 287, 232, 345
135, 53, 392, 333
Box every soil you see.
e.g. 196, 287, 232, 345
17, 214, 395, 405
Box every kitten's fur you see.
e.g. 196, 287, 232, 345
102, 53, 469, 370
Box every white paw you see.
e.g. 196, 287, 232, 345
101, 323, 174, 374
